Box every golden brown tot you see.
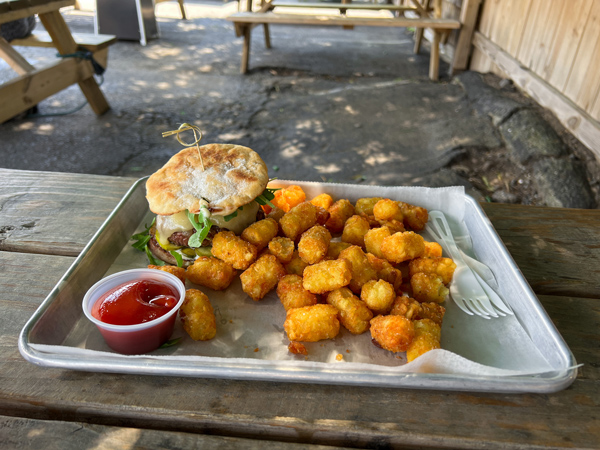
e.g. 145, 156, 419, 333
326, 287, 373, 334
179, 289, 217, 341
338, 245, 378, 294
268, 236, 295, 264
211, 230, 257, 270
366, 253, 403, 294
341, 215, 371, 248
360, 279, 396, 315
298, 225, 332, 264
354, 197, 383, 216
409, 256, 456, 285
423, 241, 443, 258
240, 254, 287, 301
310, 193, 334, 210
373, 199, 403, 222
410, 273, 449, 303
241, 218, 279, 250
148, 265, 186, 284
277, 274, 318, 311
284, 304, 340, 342
381, 231, 425, 264
303, 259, 352, 294
364, 226, 391, 258
389, 296, 422, 320
325, 199, 355, 233
415, 302, 446, 325
370, 315, 415, 353
326, 241, 352, 260
185, 256, 237, 291
279, 202, 318, 241
406, 318, 442, 362
284, 251, 309, 276
398, 201, 428, 231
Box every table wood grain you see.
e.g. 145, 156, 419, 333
1, 169, 599, 449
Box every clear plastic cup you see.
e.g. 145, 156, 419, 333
82, 269, 186, 354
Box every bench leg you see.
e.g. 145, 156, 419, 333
178, 0, 187, 19
263, 24, 271, 49
413, 27, 424, 54
429, 30, 440, 81
241, 26, 251, 74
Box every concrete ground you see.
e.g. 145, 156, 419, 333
0, 1, 598, 208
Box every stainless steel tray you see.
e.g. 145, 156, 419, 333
19, 178, 577, 393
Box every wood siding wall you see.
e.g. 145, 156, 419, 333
469, 0, 600, 157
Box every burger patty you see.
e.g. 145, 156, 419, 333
168, 227, 221, 248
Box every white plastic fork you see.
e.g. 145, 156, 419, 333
426, 211, 507, 319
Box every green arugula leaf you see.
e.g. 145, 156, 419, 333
169, 250, 184, 267
255, 193, 275, 209
159, 337, 182, 349
145, 244, 164, 266
224, 205, 242, 222
186, 209, 212, 248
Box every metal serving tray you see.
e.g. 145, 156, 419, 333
19, 178, 577, 393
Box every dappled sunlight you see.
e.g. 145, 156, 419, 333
296, 119, 324, 133
143, 46, 184, 60
314, 163, 341, 174
35, 124, 55, 135
89, 427, 142, 450
281, 143, 305, 158
344, 105, 359, 115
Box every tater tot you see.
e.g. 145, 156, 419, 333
284, 304, 340, 342
366, 253, 403, 294
277, 274, 318, 311
268, 236, 295, 264
326, 241, 352, 260
360, 279, 395, 315
284, 251, 309, 276
410, 273, 449, 303
389, 296, 422, 320
179, 289, 216, 341
370, 315, 415, 353
279, 202, 318, 241
381, 231, 425, 264
211, 230, 257, 270
314, 205, 331, 226
185, 256, 236, 291
406, 332, 440, 362
380, 219, 406, 234
341, 215, 371, 248
298, 225, 332, 264
148, 265, 186, 284
266, 206, 286, 223
326, 287, 373, 334
310, 193, 334, 210
240, 254, 286, 301
271, 185, 306, 213
338, 245, 378, 294
241, 218, 279, 250
325, 199, 355, 234
398, 201, 428, 231
354, 197, 383, 216
423, 241, 443, 258
303, 259, 352, 294
409, 256, 456, 285
413, 318, 442, 341
364, 226, 391, 258
415, 302, 446, 325
373, 198, 404, 222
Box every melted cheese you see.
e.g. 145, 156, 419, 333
155, 201, 260, 242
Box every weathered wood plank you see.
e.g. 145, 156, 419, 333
0, 169, 137, 256
0, 0, 74, 24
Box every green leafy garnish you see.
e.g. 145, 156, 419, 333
224, 205, 242, 222
131, 218, 155, 251
159, 337, 182, 349
169, 250, 184, 267
187, 208, 212, 248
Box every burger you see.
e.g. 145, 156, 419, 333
135, 143, 271, 267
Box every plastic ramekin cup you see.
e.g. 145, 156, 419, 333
82, 269, 186, 355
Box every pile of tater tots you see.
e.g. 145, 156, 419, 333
151, 185, 456, 363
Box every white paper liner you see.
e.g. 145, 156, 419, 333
34, 183, 563, 379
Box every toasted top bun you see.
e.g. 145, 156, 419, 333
146, 143, 268, 216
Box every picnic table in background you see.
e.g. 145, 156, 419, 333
0, 0, 115, 122
0, 167, 599, 449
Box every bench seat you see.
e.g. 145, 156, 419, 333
227, 11, 461, 79
10, 31, 117, 52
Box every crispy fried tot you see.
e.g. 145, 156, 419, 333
298, 225, 331, 264
284, 251, 309, 276
326, 287, 373, 334
414, 318, 442, 341
240, 254, 286, 301
415, 302, 446, 325
373, 198, 403, 222
338, 245, 378, 294
179, 289, 216, 341
211, 230, 257, 270
379, 219, 406, 234
366, 253, 403, 294
398, 201, 428, 231
381, 231, 425, 264
364, 226, 391, 258
271, 185, 306, 213
370, 315, 415, 353
389, 296, 422, 320
241, 218, 279, 250
284, 304, 340, 342
268, 236, 295, 263
280, 202, 318, 241
410, 273, 448, 303
315, 205, 331, 226
423, 241, 443, 257
277, 274, 318, 311
341, 215, 371, 248
303, 259, 352, 294
326, 241, 352, 260
354, 197, 383, 216
148, 265, 186, 284
310, 193, 334, 210
360, 279, 395, 315
409, 256, 456, 285
406, 332, 440, 362
185, 256, 236, 291
325, 199, 355, 234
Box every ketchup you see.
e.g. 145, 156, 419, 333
92, 279, 179, 326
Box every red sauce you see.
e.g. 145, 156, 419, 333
92, 279, 179, 326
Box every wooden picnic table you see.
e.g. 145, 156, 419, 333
0, 167, 599, 449
0, 0, 113, 123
